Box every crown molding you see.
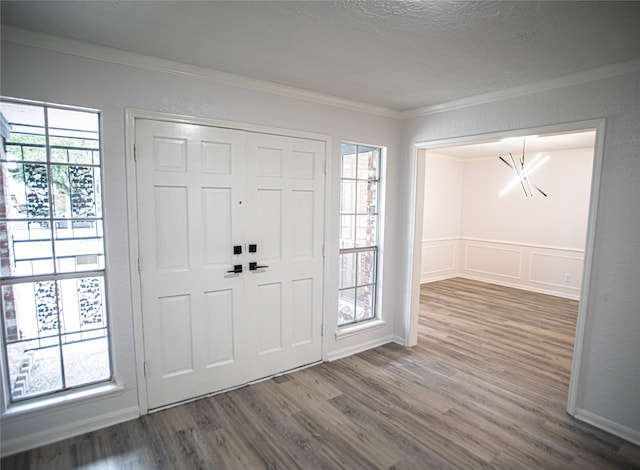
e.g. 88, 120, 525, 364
4, 25, 640, 121
401, 57, 640, 119
1, 26, 402, 119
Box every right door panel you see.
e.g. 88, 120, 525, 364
245, 132, 325, 381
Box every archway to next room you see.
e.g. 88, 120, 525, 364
407, 120, 605, 415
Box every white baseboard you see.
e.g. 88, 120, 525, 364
573, 408, 640, 446
326, 335, 394, 362
420, 273, 457, 284
457, 274, 581, 300
392, 335, 408, 346
1, 406, 140, 457
421, 274, 580, 301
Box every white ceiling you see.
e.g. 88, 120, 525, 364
2, 1, 640, 112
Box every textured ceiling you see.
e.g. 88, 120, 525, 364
2, 1, 640, 111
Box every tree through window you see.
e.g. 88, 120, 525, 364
1, 99, 111, 402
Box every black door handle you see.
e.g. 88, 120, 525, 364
227, 264, 243, 273
249, 262, 269, 271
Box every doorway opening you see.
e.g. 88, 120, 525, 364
407, 120, 605, 415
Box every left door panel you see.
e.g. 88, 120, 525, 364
136, 120, 247, 409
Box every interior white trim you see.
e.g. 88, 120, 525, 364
1, 405, 139, 457
4, 26, 640, 119
422, 236, 585, 254
1, 383, 124, 421
335, 319, 387, 340
402, 58, 640, 119
574, 409, 640, 447
566, 118, 606, 416
326, 334, 394, 362
2, 26, 399, 119
125, 108, 332, 415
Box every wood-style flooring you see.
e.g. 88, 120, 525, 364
3, 278, 639, 469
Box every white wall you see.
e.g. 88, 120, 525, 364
420, 153, 463, 280
1, 32, 638, 453
422, 153, 464, 240
402, 70, 640, 442
0, 39, 402, 454
421, 148, 594, 299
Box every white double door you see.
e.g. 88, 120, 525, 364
135, 119, 324, 410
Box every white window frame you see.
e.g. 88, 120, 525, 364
0, 98, 113, 407
337, 142, 386, 332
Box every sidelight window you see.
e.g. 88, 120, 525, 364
0, 99, 111, 403
338, 143, 382, 326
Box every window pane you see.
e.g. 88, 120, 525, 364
3, 221, 55, 277
339, 252, 356, 289
340, 215, 355, 249
6, 341, 63, 400
340, 180, 356, 214
356, 181, 377, 214
356, 286, 374, 322
25, 163, 50, 217
2, 162, 31, 219
0, 102, 45, 143
54, 225, 105, 273
63, 337, 110, 387
355, 215, 377, 247
51, 165, 103, 220
1, 275, 108, 400
357, 250, 376, 286
357, 146, 379, 180
48, 107, 100, 165
341, 146, 356, 179
59, 276, 107, 333
338, 288, 356, 326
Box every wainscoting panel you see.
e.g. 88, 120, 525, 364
421, 238, 584, 299
420, 239, 458, 283
529, 252, 583, 292
464, 243, 521, 280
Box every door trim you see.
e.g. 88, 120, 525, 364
125, 108, 331, 414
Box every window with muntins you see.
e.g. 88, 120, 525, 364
338, 143, 382, 326
0, 99, 112, 403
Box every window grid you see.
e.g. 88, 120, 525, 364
338, 144, 381, 327
1, 99, 111, 403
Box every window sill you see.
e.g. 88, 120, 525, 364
2, 382, 124, 421
335, 319, 386, 340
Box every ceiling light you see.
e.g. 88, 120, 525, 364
498, 139, 549, 198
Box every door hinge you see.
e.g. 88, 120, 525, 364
137, 256, 142, 274
133, 144, 137, 162
143, 361, 149, 378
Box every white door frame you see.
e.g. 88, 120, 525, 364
125, 108, 331, 414
404, 118, 606, 416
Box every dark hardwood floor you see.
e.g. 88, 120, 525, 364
3, 278, 639, 469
